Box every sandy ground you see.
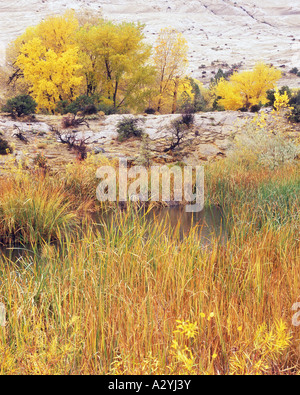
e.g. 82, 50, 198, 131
0, 0, 300, 86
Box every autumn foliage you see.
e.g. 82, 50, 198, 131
4, 12, 203, 114
153, 28, 189, 113
214, 63, 282, 110
12, 12, 82, 113
3, 11, 286, 116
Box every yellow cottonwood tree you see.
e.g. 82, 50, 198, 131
34, 11, 79, 53
153, 28, 189, 113
12, 11, 83, 112
9, 14, 154, 112
76, 21, 155, 110
16, 39, 82, 112
8, 10, 79, 72
215, 63, 282, 111
75, 23, 100, 96
172, 77, 198, 112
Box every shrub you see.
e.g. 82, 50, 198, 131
162, 112, 194, 153
0, 137, 12, 155
56, 97, 123, 116
55, 100, 70, 115
287, 91, 300, 123
266, 89, 275, 106
73, 138, 89, 161
97, 102, 118, 115
61, 114, 89, 129
12, 125, 28, 144
116, 118, 145, 141
144, 107, 156, 115
81, 104, 98, 116
181, 112, 195, 128
55, 130, 90, 161
288, 105, 300, 123
266, 86, 292, 107
280, 86, 293, 98
33, 153, 50, 172
164, 118, 188, 152
290, 90, 300, 106
2, 95, 37, 117
229, 120, 300, 169
290, 67, 299, 75
250, 104, 262, 113
67, 96, 98, 115
56, 96, 99, 115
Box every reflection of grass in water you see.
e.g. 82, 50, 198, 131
91, 205, 224, 245
1, 245, 34, 264
0, 160, 299, 374
0, 205, 224, 262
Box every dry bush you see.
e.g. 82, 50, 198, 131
55, 130, 92, 161
61, 114, 89, 129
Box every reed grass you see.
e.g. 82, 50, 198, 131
0, 159, 299, 375
0, 175, 80, 244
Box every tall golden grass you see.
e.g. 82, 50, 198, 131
0, 158, 299, 375
0, 176, 79, 244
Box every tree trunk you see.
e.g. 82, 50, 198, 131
172, 77, 179, 114
113, 80, 119, 109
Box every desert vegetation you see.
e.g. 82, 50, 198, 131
0, 8, 299, 377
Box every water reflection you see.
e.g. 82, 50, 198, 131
0, 245, 35, 263
92, 205, 226, 245
0, 206, 225, 262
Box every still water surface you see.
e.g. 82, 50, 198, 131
0, 206, 225, 262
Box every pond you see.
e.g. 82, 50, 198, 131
0, 206, 225, 262
92, 205, 225, 242
148, 206, 225, 243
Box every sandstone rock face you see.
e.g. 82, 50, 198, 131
0, 110, 299, 169
64, 112, 250, 143
0, 0, 299, 86
0, 119, 52, 134
0, 111, 251, 169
